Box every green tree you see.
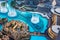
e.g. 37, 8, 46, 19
10, 1, 16, 7
1, 2, 6, 7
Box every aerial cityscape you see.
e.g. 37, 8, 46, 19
0, 0, 60, 40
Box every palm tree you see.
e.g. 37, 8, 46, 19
10, 1, 16, 7
1, 2, 6, 7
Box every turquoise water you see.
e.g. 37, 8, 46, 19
0, 1, 49, 40
0, 24, 3, 31
30, 36, 48, 40
6, 0, 48, 33
0, 4, 49, 33
18, 11, 48, 33
0, 1, 49, 33
0, 10, 48, 33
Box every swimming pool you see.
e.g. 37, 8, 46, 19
0, 1, 49, 33
30, 36, 48, 40
0, 10, 49, 33
0, 1, 50, 40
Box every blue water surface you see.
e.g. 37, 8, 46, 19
0, 2, 49, 33
30, 36, 48, 40
0, 1, 49, 40
0, 24, 3, 31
